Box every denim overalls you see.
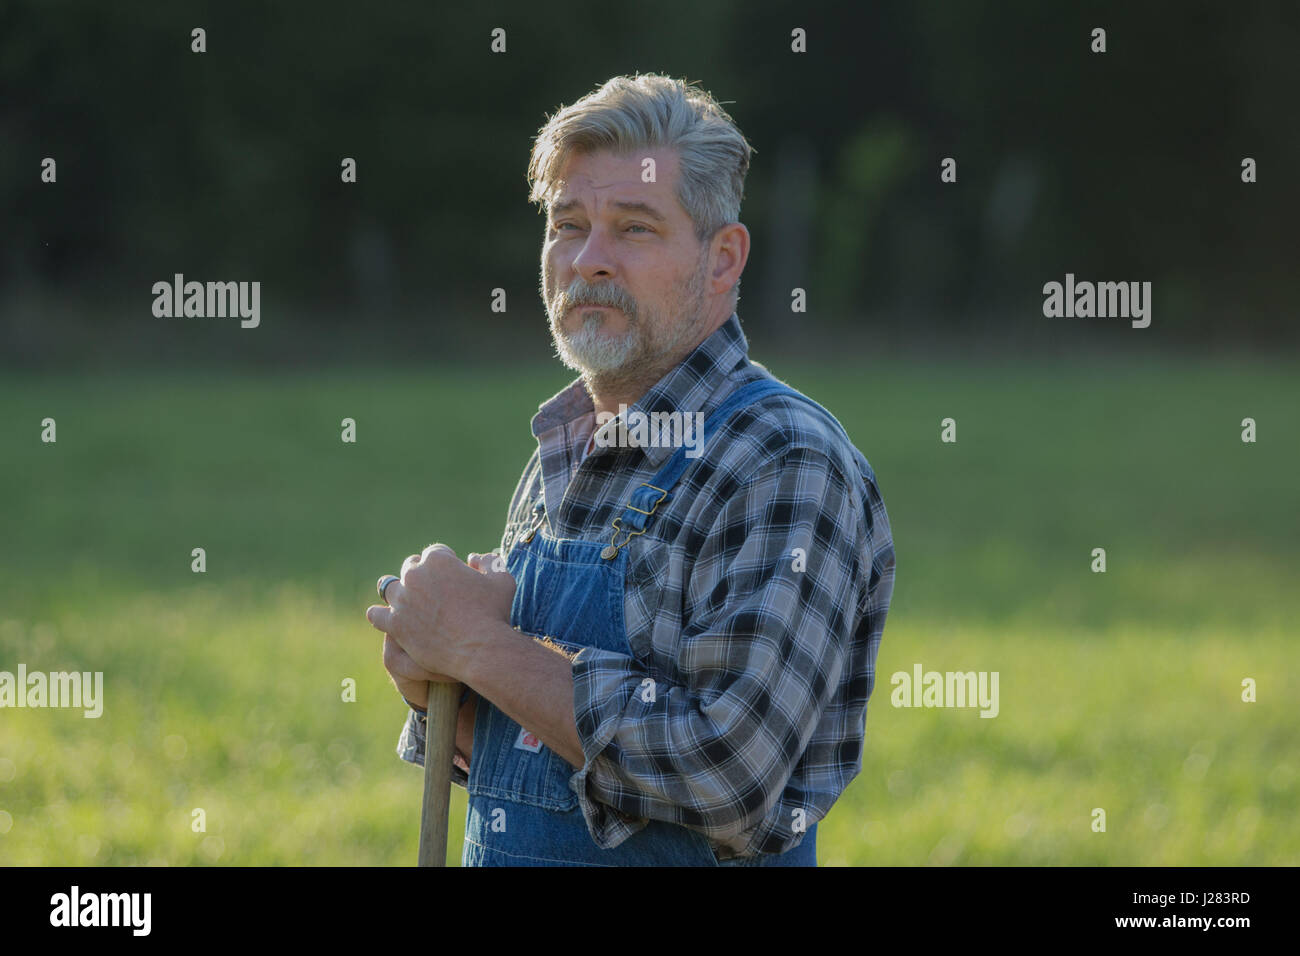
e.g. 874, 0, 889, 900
462, 379, 847, 866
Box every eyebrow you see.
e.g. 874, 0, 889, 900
549, 199, 667, 222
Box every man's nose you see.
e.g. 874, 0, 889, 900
571, 226, 617, 283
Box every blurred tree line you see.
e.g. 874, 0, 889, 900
1, 0, 1295, 363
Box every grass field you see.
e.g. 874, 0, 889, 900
1, 353, 1297, 865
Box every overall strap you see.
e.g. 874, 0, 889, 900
604, 378, 852, 556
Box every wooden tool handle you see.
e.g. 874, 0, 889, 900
418, 680, 462, 866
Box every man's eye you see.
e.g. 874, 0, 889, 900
551, 222, 650, 234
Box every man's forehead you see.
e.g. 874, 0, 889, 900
548, 149, 680, 210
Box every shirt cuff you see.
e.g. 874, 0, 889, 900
396, 706, 469, 790
566, 646, 655, 849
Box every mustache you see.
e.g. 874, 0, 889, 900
555, 281, 637, 317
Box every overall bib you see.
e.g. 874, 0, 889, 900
462, 379, 850, 866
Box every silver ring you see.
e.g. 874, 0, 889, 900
377, 575, 400, 604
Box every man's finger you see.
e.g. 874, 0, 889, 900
383, 634, 425, 680
379, 578, 407, 607
468, 551, 507, 574
366, 604, 393, 631
421, 543, 456, 563
400, 552, 422, 576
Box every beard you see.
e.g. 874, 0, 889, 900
544, 249, 711, 382
553, 308, 645, 373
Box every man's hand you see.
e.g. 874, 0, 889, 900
369, 545, 584, 770
366, 544, 516, 681
375, 549, 509, 700
372, 548, 513, 768
381, 633, 456, 706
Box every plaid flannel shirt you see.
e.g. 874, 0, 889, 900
397, 312, 895, 859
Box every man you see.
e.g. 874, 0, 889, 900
366, 73, 895, 866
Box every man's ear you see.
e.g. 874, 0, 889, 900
709, 222, 750, 296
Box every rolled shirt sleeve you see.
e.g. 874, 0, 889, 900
568, 443, 869, 856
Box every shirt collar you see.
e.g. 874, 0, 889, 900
531, 312, 751, 468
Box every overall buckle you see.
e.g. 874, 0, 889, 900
601, 484, 669, 560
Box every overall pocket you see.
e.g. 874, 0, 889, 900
465, 692, 579, 812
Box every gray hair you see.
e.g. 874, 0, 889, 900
527, 73, 755, 244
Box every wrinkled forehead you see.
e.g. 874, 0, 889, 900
546, 148, 681, 211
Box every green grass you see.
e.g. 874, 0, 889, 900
0, 353, 1296, 865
